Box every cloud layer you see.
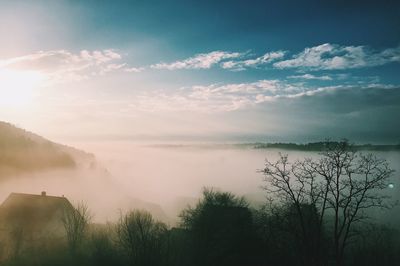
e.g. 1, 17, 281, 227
120, 78, 398, 115
0, 49, 142, 83
221, 51, 286, 71
150, 51, 242, 70
288, 74, 332, 80
149, 44, 400, 72
2, 43, 400, 82
274, 43, 400, 70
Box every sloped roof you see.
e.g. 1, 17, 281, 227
0, 192, 73, 231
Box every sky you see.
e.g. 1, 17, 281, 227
0, 0, 399, 143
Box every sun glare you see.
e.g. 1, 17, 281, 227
0, 69, 44, 108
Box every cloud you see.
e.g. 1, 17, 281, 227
288, 74, 332, 80
122, 80, 311, 113
150, 44, 400, 72
122, 77, 400, 117
1, 49, 120, 69
274, 43, 400, 70
124, 67, 145, 73
150, 51, 242, 70
221, 51, 286, 71
0, 49, 142, 83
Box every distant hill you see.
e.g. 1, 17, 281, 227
0, 121, 94, 178
253, 141, 400, 151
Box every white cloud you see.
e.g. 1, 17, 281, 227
274, 43, 400, 70
124, 67, 144, 73
150, 51, 242, 70
288, 74, 332, 80
220, 61, 245, 71
0, 49, 142, 83
124, 80, 400, 114
1, 49, 120, 69
124, 80, 308, 113
149, 44, 400, 72
222, 51, 286, 71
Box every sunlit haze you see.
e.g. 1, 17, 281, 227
0, 0, 399, 143
0, 69, 44, 107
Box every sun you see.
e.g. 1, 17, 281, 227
0, 69, 44, 108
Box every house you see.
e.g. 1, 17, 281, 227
0, 192, 74, 258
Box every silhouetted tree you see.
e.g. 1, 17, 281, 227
180, 188, 259, 266
89, 225, 122, 266
261, 140, 395, 266
116, 210, 167, 266
348, 224, 400, 266
62, 202, 92, 254
254, 201, 328, 266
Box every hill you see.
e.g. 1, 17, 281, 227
253, 141, 400, 151
0, 121, 94, 178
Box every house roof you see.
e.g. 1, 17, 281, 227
0, 192, 73, 231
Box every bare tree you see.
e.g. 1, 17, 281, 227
62, 202, 92, 254
261, 140, 395, 266
116, 209, 167, 266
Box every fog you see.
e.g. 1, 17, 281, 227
1, 141, 399, 225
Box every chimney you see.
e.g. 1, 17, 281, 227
41, 191, 46, 196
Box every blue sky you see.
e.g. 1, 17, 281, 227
0, 0, 399, 143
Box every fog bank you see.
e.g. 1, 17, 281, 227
1, 141, 399, 225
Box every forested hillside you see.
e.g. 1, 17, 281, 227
0, 121, 89, 178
